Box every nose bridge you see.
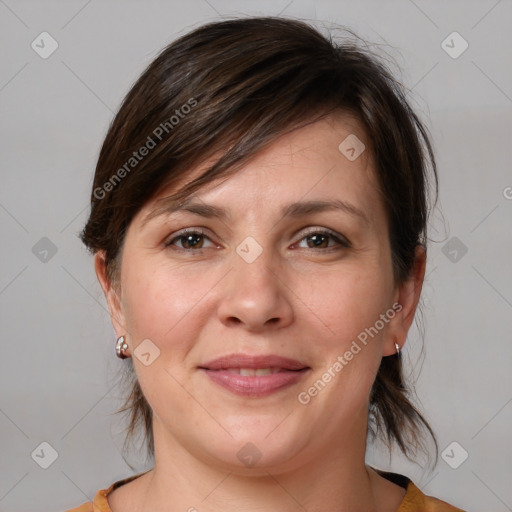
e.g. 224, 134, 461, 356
216, 232, 293, 330
232, 234, 277, 290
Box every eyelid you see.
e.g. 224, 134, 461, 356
165, 225, 351, 251
294, 226, 351, 249
165, 227, 213, 247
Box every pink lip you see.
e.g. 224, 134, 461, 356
199, 353, 308, 371
199, 353, 310, 397
201, 369, 310, 397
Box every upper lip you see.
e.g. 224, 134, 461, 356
199, 353, 309, 371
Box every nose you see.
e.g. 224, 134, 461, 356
216, 241, 294, 332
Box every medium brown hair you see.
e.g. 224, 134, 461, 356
80, 17, 439, 466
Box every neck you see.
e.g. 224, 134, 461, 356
136, 415, 386, 512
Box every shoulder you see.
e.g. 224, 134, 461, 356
64, 486, 112, 512
400, 480, 467, 511
65, 504, 94, 512
372, 467, 466, 512
66, 468, 466, 512
65, 471, 150, 512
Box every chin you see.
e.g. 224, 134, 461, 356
198, 426, 309, 473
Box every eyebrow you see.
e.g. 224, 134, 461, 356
141, 197, 370, 228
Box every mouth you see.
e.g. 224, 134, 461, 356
198, 353, 310, 397
207, 367, 302, 376
199, 353, 309, 371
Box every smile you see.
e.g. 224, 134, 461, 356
200, 367, 310, 397
217, 367, 293, 375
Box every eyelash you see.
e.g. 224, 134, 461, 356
165, 227, 351, 252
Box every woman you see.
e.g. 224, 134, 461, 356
67, 16, 465, 512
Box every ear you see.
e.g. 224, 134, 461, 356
383, 245, 426, 356
94, 250, 127, 338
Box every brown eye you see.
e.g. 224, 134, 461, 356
166, 229, 215, 251
305, 233, 329, 249
296, 230, 350, 250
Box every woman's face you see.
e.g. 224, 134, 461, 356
97, 114, 423, 473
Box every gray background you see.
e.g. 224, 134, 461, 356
1, 1, 511, 511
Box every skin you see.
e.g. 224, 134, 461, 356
95, 114, 426, 512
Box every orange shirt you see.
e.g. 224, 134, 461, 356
65, 469, 466, 512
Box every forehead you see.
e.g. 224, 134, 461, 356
137, 113, 384, 231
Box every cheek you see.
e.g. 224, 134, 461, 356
297, 263, 393, 350
294, 262, 393, 413
120, 257, 218, 351
297, 268, 391, 417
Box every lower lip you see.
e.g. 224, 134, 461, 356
200, 369, 310, 397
